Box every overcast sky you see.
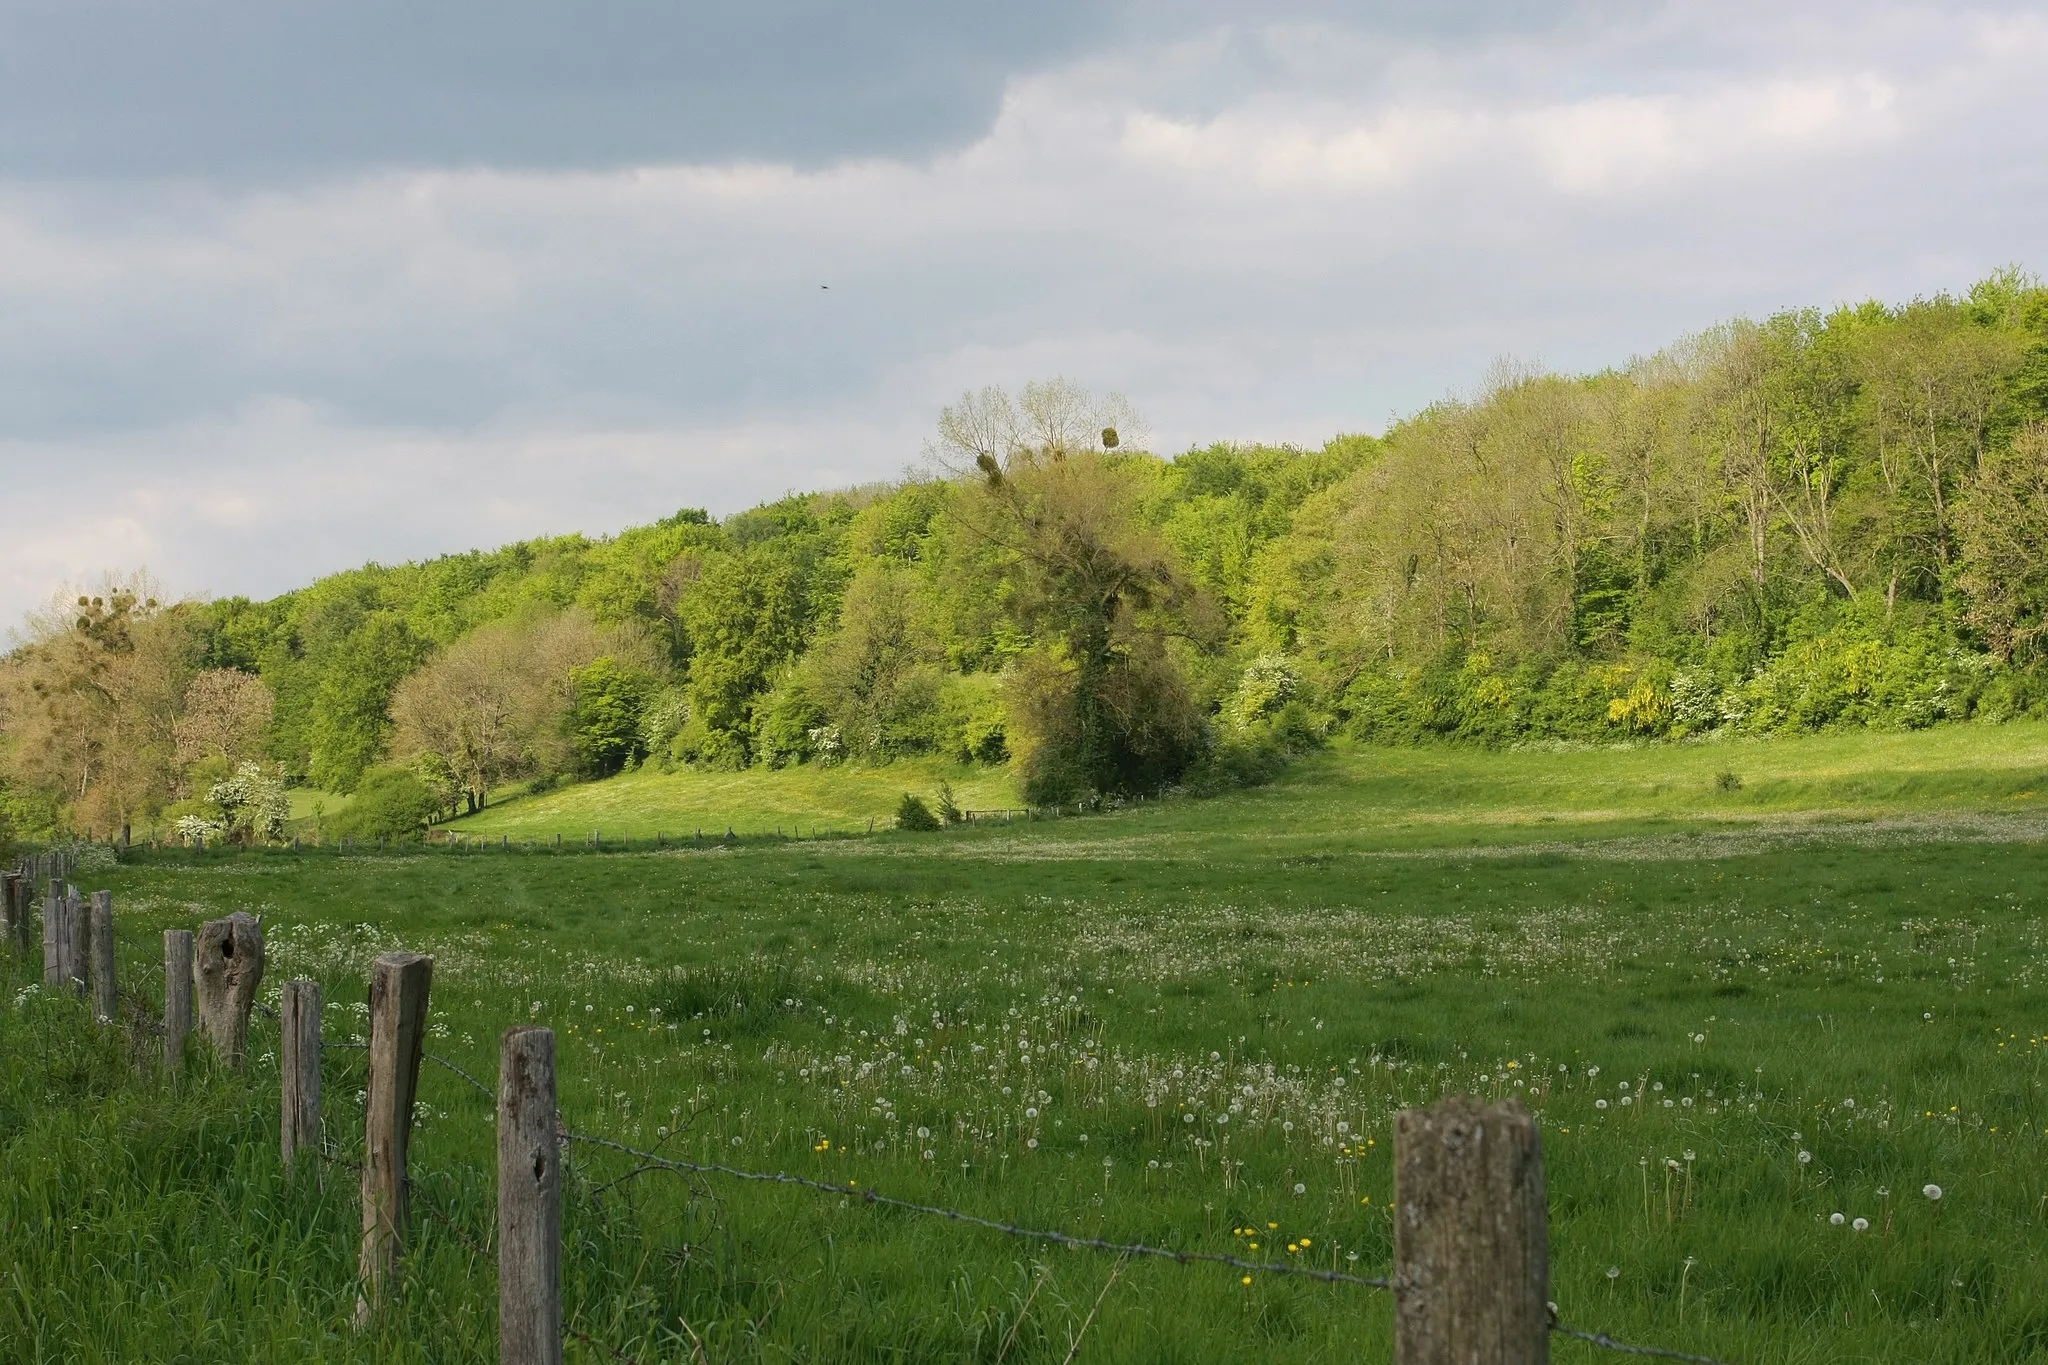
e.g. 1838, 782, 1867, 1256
2, 1, 2044, 629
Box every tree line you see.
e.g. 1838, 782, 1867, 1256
3, 272, 2046, 841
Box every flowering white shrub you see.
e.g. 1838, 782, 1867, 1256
206, 765, 290, 847
174, 813, 224, 844
1228, 655, 1299, 729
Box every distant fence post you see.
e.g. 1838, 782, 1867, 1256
499, 1025, 562, 1365
196, 912, 266, 1065
1, 870, 20, 954
65, 887, 87, 996
43, 878, 68, 988
1393, 1096, 1549, 1365
88, 890, 116, 1023
164, 930, 195, 1071
359, 951, 433, 1322
281, 980, 323, 1176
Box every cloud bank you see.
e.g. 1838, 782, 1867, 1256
2, 1, 2044, 627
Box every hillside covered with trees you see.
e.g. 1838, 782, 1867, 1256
5, 271, 2047, 842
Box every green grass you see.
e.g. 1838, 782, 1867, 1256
7, 725, 2048, 1361
439, 721, 2048, 848
446, 755, 1020, 840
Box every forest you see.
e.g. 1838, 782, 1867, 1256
4, 270, 2046, 842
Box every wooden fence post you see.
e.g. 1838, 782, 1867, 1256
164, 930, 195, 1071
88, 890, 117, 1023
281, 979, 323, 1175
499, 1025, 562, 1365
1, 871, 21, 955
66, 888, 88, 997
1393, 1096, 1549, 1365
359, 951, 434, 1321
43, 879, 68, 988
196, 912, 266, 1065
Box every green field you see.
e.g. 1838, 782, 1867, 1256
444, 755, 1023, 841
7, 727, 2048, 1361
442, 720, 2048, 846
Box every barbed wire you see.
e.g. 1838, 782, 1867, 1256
318, 1041, 492, 1101
563, 1130, 1391, 1290
322, 1048, 1731, 1360
423, 1051, 493, 1099
1552, 1322, 1734, 1364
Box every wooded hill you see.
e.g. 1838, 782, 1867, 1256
4, 271, 2046, 841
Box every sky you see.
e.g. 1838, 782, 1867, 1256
1, 0, 2044, 628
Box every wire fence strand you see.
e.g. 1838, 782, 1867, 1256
315, 1046, 1731, 1361
563, 1129, 1390, 1289
1552, 1322, 1734, 1364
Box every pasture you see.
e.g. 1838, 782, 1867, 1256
6, 728, 2048, 1361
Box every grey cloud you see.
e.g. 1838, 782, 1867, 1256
0, 0, 1111, 177
0, 0, 1692, 180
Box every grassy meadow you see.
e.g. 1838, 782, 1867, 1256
7, 726, 2048, 1361
438, 719, 2048, 848
444, 756, 1023, 842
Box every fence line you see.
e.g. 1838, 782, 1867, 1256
14, 788, 1149, 858
4, 875, 1736, 1365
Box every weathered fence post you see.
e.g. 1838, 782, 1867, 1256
196, 912, 266, 1065
499, 1025, 562, 1365
66, 887, 88, 996
281, 979, 323, 1175
43, 879, 69, 988
1393, 1096, 1549, 1365
164, 930, 195, 1071
0, 870, 19, 954
359, 951, 434, 1322
88, 890, 117, 1023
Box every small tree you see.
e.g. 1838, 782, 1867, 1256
568, 656, 653, 776
933, 381, 1214, 804
896, 793, 941, 831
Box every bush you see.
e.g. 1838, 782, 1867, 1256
328, 767, 440, 841
1180, 726, 1289, 796
896, 793, 941, 831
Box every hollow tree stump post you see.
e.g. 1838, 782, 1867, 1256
196, 912, 265, 1065
1394, 1096, 1549, 1365
499, 1026, 562, 1365
281, 979, 323, 1175
164, 930, 195, 1072
359, 951, 433, 1322
88, 890, 116, 1023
